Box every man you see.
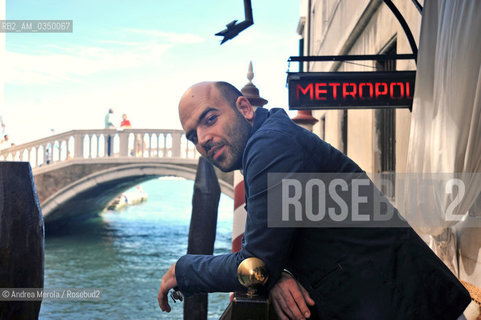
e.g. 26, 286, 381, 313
0, 134, 9, 150
158, 81, 471, 319
104, 108, 115, 156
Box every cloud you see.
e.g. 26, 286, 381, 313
94, 39, 144, 47
125, 29, 204, 44
4, 28, 203, 85
5, 42, 172, 85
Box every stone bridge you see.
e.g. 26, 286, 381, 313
0, 129, 233, 227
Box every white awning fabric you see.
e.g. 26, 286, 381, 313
403, 0, 481, 237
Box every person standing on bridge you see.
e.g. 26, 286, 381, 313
0, 116, 6, 137
104, 108, 115, 156
157, 81, 470, 320
119, 113, 141, 156
0, 134, 10, 150
120, 113, 132, 129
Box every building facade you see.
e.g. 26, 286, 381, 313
297, 0, 419, 175
295, 0, 481, 312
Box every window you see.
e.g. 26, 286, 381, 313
321, 115, 326, 140
375, 43, 396, 199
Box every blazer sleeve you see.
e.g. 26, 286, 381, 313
175, 128, 313, 294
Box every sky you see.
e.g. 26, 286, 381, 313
2, 0, 300, 144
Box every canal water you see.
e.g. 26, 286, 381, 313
39, 178, 233, 320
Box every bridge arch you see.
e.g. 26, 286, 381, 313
0, 129, 234, 228
42, 162, 233, 226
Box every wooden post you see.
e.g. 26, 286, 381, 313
0, 162, 44, 320
184, 157, 221, 320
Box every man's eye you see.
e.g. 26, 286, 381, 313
206, 115, 218, 125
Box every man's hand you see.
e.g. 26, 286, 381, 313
157, 262, 178, 312
269, 271, 315, 320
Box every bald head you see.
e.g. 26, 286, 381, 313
179, 82, 242, 114
178, 81, 247, 131
213, 81, 243, 107
179, 82, 216, 128
177, 81, 254, 171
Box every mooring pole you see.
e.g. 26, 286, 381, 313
184, 157, 221, 320
0, 162, 44, 320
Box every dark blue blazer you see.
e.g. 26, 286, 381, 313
176, 108, 470, 319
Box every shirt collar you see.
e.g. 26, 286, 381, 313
250, 107, 269, 137
240, 108, 269, 172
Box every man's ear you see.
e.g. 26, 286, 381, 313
235, 96, 255, 123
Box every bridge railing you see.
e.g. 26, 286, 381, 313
0, 129, 199, 169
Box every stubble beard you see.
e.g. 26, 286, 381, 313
214, 115, 251, 172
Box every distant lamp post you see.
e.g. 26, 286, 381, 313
241, 61, 268, 111
292, 110, 318, 132
232, 62, 268, 255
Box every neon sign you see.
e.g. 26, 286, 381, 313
288, 71, 416, 109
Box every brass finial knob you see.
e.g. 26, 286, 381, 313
237, 257, 269, 297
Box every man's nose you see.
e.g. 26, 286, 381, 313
197, 128, 212, 151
